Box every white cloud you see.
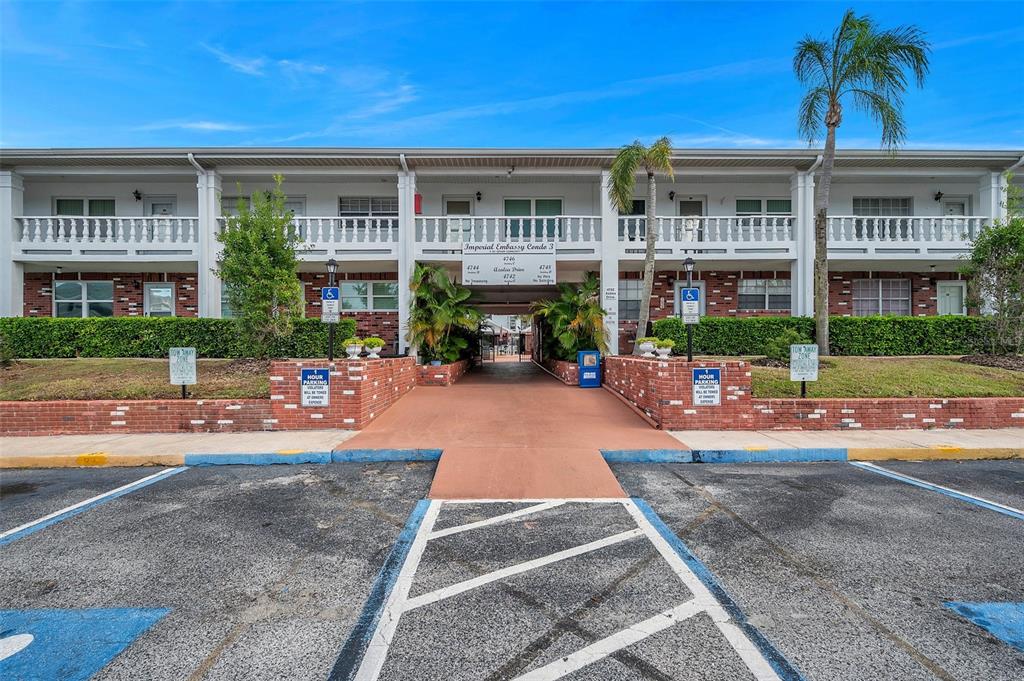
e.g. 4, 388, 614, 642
279, 59, 328, 75
136, 120, 257, 132
201, 43, 267, 76
933, 27, 1024, 51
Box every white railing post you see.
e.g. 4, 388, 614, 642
0, 171, 24, 317
196, 169, 222, 318
599, 170, 619, 355
398, 170, 416, 355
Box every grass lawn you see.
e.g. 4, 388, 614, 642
751, 356, 1024, 399
0, 359, 270, 400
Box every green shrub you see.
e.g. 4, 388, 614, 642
652, 315, 992, 356
0, 317, 356, 359
763, 328, 812, 363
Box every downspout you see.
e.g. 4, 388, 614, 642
807, 154, 823, 175
399, 153, 409, 173
1005, 154, 1024, 173
187, 152, 206, 176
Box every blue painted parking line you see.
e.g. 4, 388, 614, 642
328, 499, 432, 681
850, 462, 1024, 521
184, 451, 333, 466
0, 467, 188, 547
603, 448, 848, 464
945, 602, 1024, 653
0, 608, 169, 680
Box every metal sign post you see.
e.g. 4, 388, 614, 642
790, 344, 819, 398
322, 262, 340, 361
169, 347, 197, 399
681, 257, 698, 362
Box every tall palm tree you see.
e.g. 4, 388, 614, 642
609, 138, 674, 353
795, 10, 929, 354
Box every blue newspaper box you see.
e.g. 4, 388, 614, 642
577, 350, 601, 388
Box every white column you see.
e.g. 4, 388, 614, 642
978, 171, 1003, 224
599, 170, 620, 355
196, 170, 223, 317
0, 171, 25, 318
397, 170, 416, 355
790, 171, 815, 317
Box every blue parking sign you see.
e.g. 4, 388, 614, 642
321, 287, 339, 301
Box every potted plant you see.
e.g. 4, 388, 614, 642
343, 337, 363, 359
636, 337, 658, 358
655, 338, 675, 358
363, 336, 386, 359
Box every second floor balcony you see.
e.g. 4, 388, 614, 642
14, 215, 200, 260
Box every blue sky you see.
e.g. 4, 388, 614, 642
1, 1, 1022, 149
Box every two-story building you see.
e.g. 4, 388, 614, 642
1, 147, 1021, 355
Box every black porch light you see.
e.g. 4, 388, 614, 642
326, 258, 338, 276
683, 257, 695, 273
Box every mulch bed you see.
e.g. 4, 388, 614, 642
959, 354, 1024, 372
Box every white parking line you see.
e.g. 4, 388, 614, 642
428, 501, 566, 539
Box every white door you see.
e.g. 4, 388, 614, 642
941, 199, 967, 216
444, 197, 474, 241
937, 281, 966, 316
145, 196, 177, 216
674, 280, 707, 316
678, 199, 705, 241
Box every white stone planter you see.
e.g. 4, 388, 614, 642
655, 347, 672, 358
346, 345, 363, 360
365, 347, 382, 359
638, 341, 656, 358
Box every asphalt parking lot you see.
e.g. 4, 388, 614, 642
1, 459, 1022, 680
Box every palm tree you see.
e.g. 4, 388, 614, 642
795, 10, 929, 354
532, 272, 608, 360
609, 138, 674, 353
406, 262, 482, 363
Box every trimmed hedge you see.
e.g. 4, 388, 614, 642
0, 317, 357, 359
652, 315, 993, 356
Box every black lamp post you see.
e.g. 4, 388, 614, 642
326, 258, 338, 361
684, 256, 695, 362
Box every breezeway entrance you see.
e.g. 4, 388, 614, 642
336, 359, 682, 499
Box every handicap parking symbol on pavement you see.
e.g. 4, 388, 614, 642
0, 608, 169, 681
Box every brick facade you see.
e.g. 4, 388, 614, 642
828, 271, 966, 317
603, 356, 1024, 431
300, 272, 400, 353
23, 272, 198, 318
269, 358, 415, 430
416, 359, 471, 386
0, 399, 273, 436
541, 358, 580, 386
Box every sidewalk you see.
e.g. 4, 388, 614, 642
670, 428, 1024, 461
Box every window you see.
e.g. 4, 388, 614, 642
53, 281, 114, 318
504, 198, 563, 237
853, 279, 911, 316
222, 196, 305, 217
338, 197, 399, 217
54, 198, 116, 216
144, 283, 175, 317
618, 279, 643, 320
340, 281, 399, 311
738, 279, 791, 311
220, 282, 236, 319
852, 197, 912, 216
735, 198, 791, 215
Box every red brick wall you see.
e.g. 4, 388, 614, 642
541, 358, 580, 385
602, 356, 1024, 431
416, 359, 471, 386
23, 272, 198, 318
300, 272, 400, 353
269, 358, 415, 429
0, 399, 272, 436
828, 271, 966, 317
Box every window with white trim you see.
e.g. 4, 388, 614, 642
340, 281, 399, 311
852, 197, 912, 216
54, 198, 116, 216
221, 195, 306, 217
144, 282, 175, 317
735, 198, 791, 215
338, 197, 399, 217
853, 279, 911, 316
618, 279, 643, 320
53, 280, 114, 318
738, 279, 791, 311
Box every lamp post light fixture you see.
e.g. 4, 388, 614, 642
326, 259, 338, 361
683, 257, 695, 362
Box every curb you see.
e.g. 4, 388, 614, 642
602, 447, 1023, 464
1, 448, 444, 469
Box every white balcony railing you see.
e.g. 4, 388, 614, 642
618, 216, 794, 243
16, 216, 199, 246
827, 216, 988, 244
217, 216, 400, 252
416, 216, 601, 244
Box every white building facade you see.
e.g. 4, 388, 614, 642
1, 147, 1021, 354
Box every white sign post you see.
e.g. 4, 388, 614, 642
790, 343, 819, 398
169, 347, 197, 399
461, 242, 556, 285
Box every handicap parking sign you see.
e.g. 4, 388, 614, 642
0, 608, 169, 681
321, 287, 340, 323
680, 287, 701, 324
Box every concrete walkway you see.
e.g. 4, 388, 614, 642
338, 360, 682, 499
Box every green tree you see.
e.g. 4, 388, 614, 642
609, 137, 674, 353
960, 175, 1024, 354
215, 175, 305, 358
794, 10, 929, 354
406, 263, 483, 363
532, 272, 608, 361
